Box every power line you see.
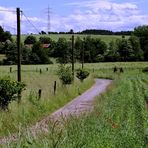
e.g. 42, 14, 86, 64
0, 9, 16, 13
0, 9, 41, 34
22, 12, 40, 33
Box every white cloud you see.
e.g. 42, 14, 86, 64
0, 0, 148, 33
58, 0, 148, 31
0, 6, 46, 34
66, 0, 138, 12
0, 6, 17, 33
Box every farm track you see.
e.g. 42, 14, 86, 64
0, 79, 112, 144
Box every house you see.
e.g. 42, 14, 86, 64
42, 44, 51, 48
25, 43, 51, 49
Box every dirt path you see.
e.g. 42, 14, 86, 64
0, 79, 112, 144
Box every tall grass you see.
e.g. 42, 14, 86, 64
0, 64, 94, 137
4, 62, 148, 147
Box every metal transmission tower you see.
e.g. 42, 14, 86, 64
46, 6, 52, 34
47, 6, 50, 33
41, 6, 52, 34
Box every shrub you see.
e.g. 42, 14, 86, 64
0, 77, 26, 110
57, 65, 73, 85
24, 35, 37, 44
76, 68, 89, 82
142, 67, 148, 73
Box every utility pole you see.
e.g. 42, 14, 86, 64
17, 8, 21, 102
72, 34, 74, 76
82, 42, 84, 69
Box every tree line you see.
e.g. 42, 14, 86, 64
0, 25, 147, 65
47, 29, 132, 35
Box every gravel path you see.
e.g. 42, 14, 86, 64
0, 79, 112, 144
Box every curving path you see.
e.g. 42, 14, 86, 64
0, 79, 112, 144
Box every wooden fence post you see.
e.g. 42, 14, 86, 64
54, 81, 57, 95
120, 67, 124, 73
92, 68, 94, 73
113, 67, 117, 73
10, 67, 12, 73
40, 69, 42, 74
38, 89, 42, 99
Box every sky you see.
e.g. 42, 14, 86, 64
0, 0, 148, 34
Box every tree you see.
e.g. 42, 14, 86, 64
129, 36, 144, 61
39, 36, 52, 44
117, 39, 134, 61
24, 35, 37, 44
93, 38, 107, 62
0, 26, 4, 42
69, 29, 74, 34
83, 36, 95, 62
41, 31, 46, 34
83, 36, 107, 62
53, 38, 71, 63
32, 42, 52, 64
2, 31, 12, 42
0, 26, 12, 42
133, 25, 148, 37
21, 46, 32, 64
75, 37, 83, 61
133, 25, 148, 60
3, 43, 17, 65
105, 41, 119, 61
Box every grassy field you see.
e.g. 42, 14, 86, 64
0, 64, 94, 137
0, 62, 148, 147
0, 54, 6, 61
12, 34, 129, 44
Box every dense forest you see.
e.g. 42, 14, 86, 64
0, 25, 148, 65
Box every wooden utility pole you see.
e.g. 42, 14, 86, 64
17, 8, 21, 102
72, 34, 74, 76
82, 42, 84, 69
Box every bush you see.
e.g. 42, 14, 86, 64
0, 77, 26, 110
76, 68, 89, 82
24, 35, 37, 44
142, 67, 148, 73
57, 65, 73, 85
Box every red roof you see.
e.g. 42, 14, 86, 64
25, 44, 51, 49
42, 44, 51, 48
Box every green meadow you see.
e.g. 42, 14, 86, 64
0, 62, 147, 147
12, 34, 129, 44
0, 64, 94, 137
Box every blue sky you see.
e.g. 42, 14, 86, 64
0, 0, 148, 34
